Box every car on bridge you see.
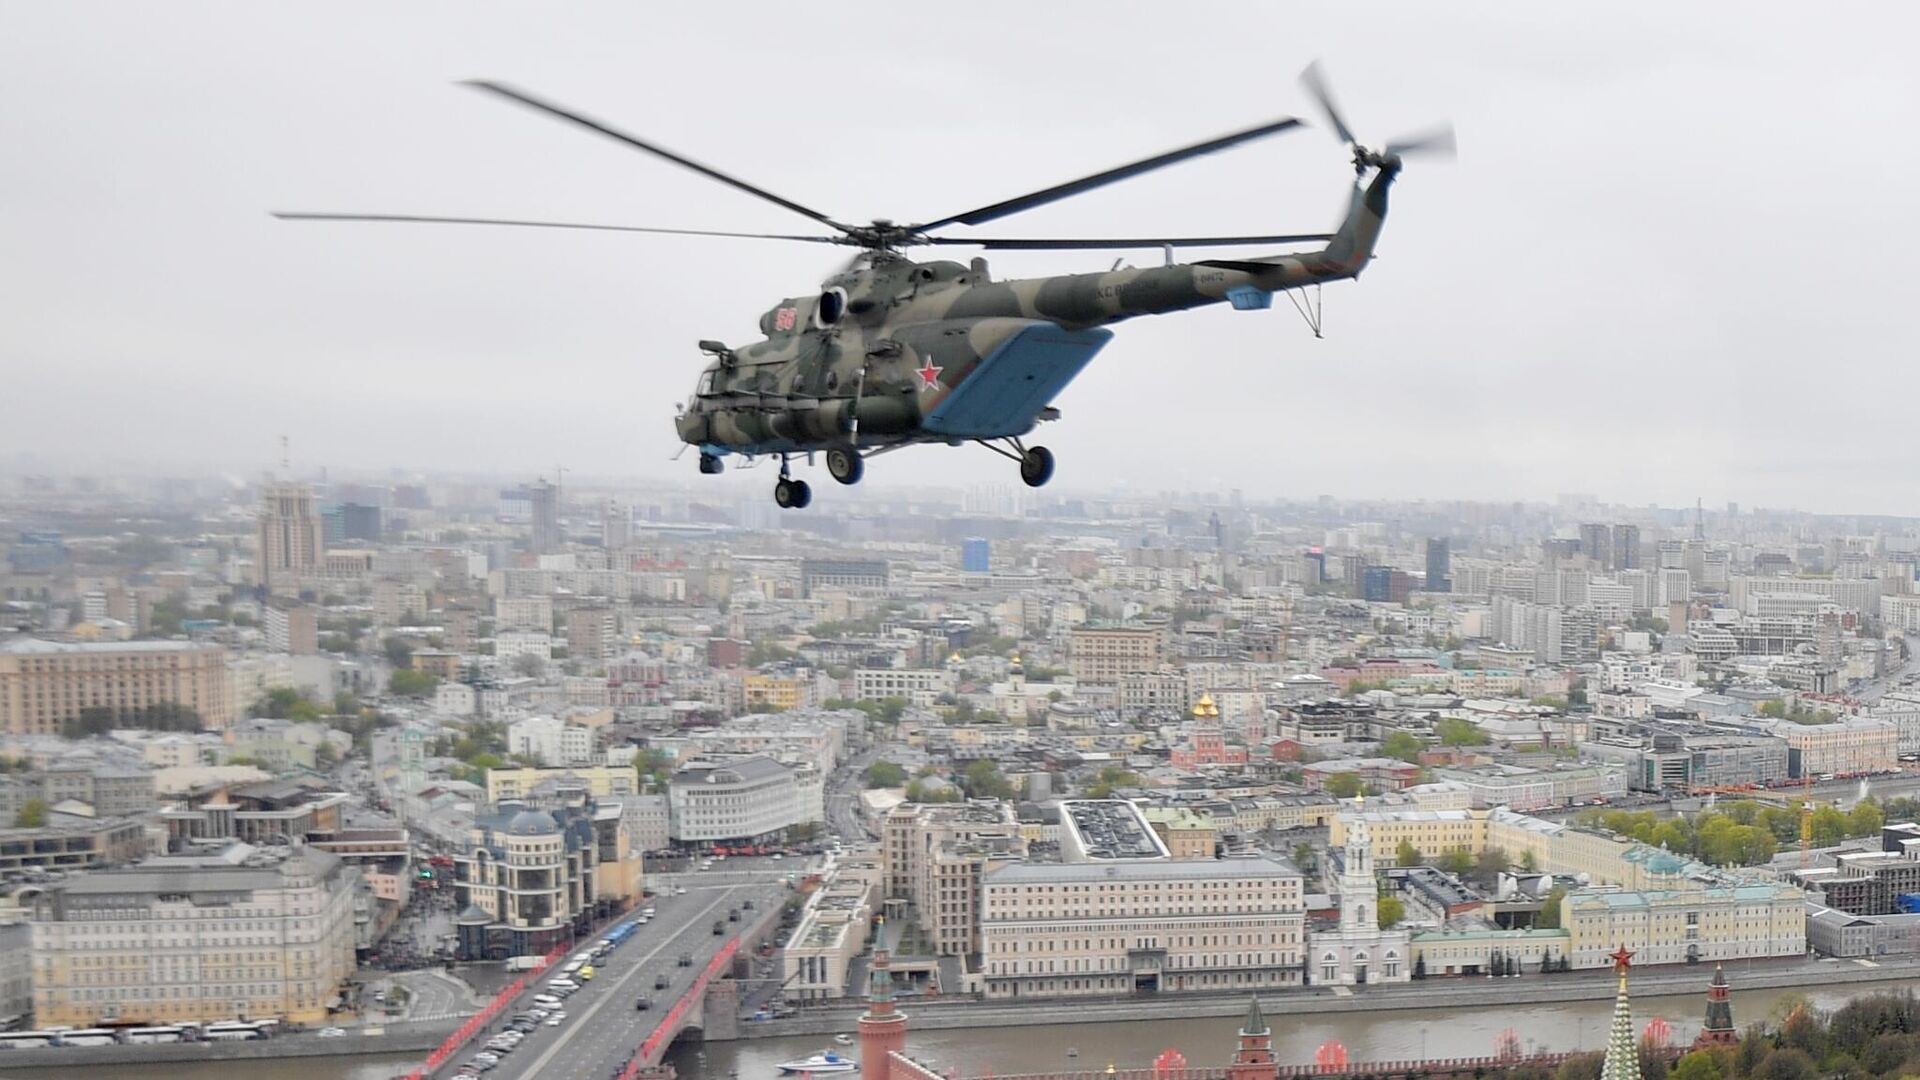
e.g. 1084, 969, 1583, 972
679, 952, 693, 966
635, 996, 652, 1011
656, 973, 670, 990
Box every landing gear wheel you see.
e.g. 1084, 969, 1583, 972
826, 448, 864, 486
774, 478, 813, 509
1018, 445, 1055, 488
698, 453, 723, 475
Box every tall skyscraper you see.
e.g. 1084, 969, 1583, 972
1614, 524, 1642, 570
257, 482, 324, 592
1425, 538, 1451, 593
961, 537, 991, 573
528, 478, 561, 554
1580, 523, 1613, 569
602, 499, 630, 551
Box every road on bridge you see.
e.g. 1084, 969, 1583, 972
448, 864, 792, 1080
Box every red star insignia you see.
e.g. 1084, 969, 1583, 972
915, 361, 944, 392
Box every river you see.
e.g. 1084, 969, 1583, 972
1, 978, 1908, 1080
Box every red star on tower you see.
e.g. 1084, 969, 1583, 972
915, 360, 943, 392
1610, 946, 1635, 974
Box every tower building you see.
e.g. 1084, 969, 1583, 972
1228, 997, 1279, 1080
1601, 946, 1642, 1080
1309, 797, 1411, 985
858, 925, 907, 1080
257, 481, 324, 592
1693, 964, 1738, 1048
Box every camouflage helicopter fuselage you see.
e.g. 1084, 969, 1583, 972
675, 166, 1395, 458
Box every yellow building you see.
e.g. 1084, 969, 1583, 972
1410, 927, 1569, 977
1330, 806, 1700, 890
1562, 879, 1806, 968
744, 674, 810, 712
1143, 807, 1217, 860
0, 639, 235, 735
30, 846, 357, 1026
485, 765, 638, 803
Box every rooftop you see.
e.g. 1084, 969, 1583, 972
985, 855, 1298, 885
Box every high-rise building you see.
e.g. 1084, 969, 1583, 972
1579, 523, 1613, 569
1614, 524, 1642, 570
1068, 625, 1166, 684
321, 502, 381, 543
0, 639, 235, 734
602, 499, 630, 551
961, 537, 991, 574
566, 606, 617, 664
256, 482, 324, 592
263, 600, 318, 655
528, 478, 561, 554
1425, 538, 1451, 593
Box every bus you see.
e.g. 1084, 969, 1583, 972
123, 1025, 197, 1044
0, 1031, 61, 1049
203, 1021, 276, 1041
57, 1029, 118, 1047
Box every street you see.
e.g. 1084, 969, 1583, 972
443, 867, 790, 1080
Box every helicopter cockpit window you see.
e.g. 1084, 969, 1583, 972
815, 287, 847, 328
697, 367, 718, 395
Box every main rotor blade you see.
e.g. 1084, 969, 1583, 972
463, 80, 848, 232
271, 212, 846, 244
923, 232, 1333, 251
912, 116, 1306, 232
1299, 61, 1356, 146
1385, 125, 1457, 158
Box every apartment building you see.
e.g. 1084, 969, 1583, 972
979, 857, 1305, 998
1068, 625, 1166, 685
783, 858, 882, 1001
882, 801, 1026, 959
486, 765, 637, 803
1771, 717, 1898, 777
30, 844, 357, 1026
0, 639, 235, 735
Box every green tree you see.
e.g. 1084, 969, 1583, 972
1436, 848, 1473, 877
1671, 1051, 1723, 1080
388, 669, 439, 697
13, 799, 48, 828
961, 760, 1015, 800
1436, 717, 1490, 746
314, 742, 340, 770
1519, 849, 1539, 872
1376, 894, 1405, 929
1324, 772, 1367, 799
382, 636, 414, 669
1810, 805, 1849, 848
1849, 801, 1885, 838
1396, 838, 1423, 867
1535, 885, 1567, 929
1086, 764, 1142, 798
863, 760, 907, 788
253, 687, 305, 719
1380, 731, 1423, 763
1471, 845, 1510, 889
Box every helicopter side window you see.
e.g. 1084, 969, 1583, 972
697, 368, 718, 395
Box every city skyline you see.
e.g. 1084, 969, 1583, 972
6, 5, 1920, 510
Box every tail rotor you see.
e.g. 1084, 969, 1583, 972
1300, 61, 1456, 173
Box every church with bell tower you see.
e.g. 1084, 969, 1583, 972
1309, 799, 1411, 986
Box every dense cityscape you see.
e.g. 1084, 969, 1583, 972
2, 471, 1920, 1080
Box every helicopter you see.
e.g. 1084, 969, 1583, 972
278, 63, 1451, 508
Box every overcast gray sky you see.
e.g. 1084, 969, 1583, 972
3, 3, 1915, 512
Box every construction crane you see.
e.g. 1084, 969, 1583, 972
1800, 772, 1816, 868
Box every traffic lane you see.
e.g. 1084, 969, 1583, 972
504, 889, 731, 1078
441, 889, 721, 1080
498, 884, 774, 1080
524, 883, 787, 1080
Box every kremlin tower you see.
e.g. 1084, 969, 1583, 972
1227, 998, 1280, 1080
858, 924, 907, 1080
1600, 947, 1642, 1080
1693, 965, 1738, 1048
